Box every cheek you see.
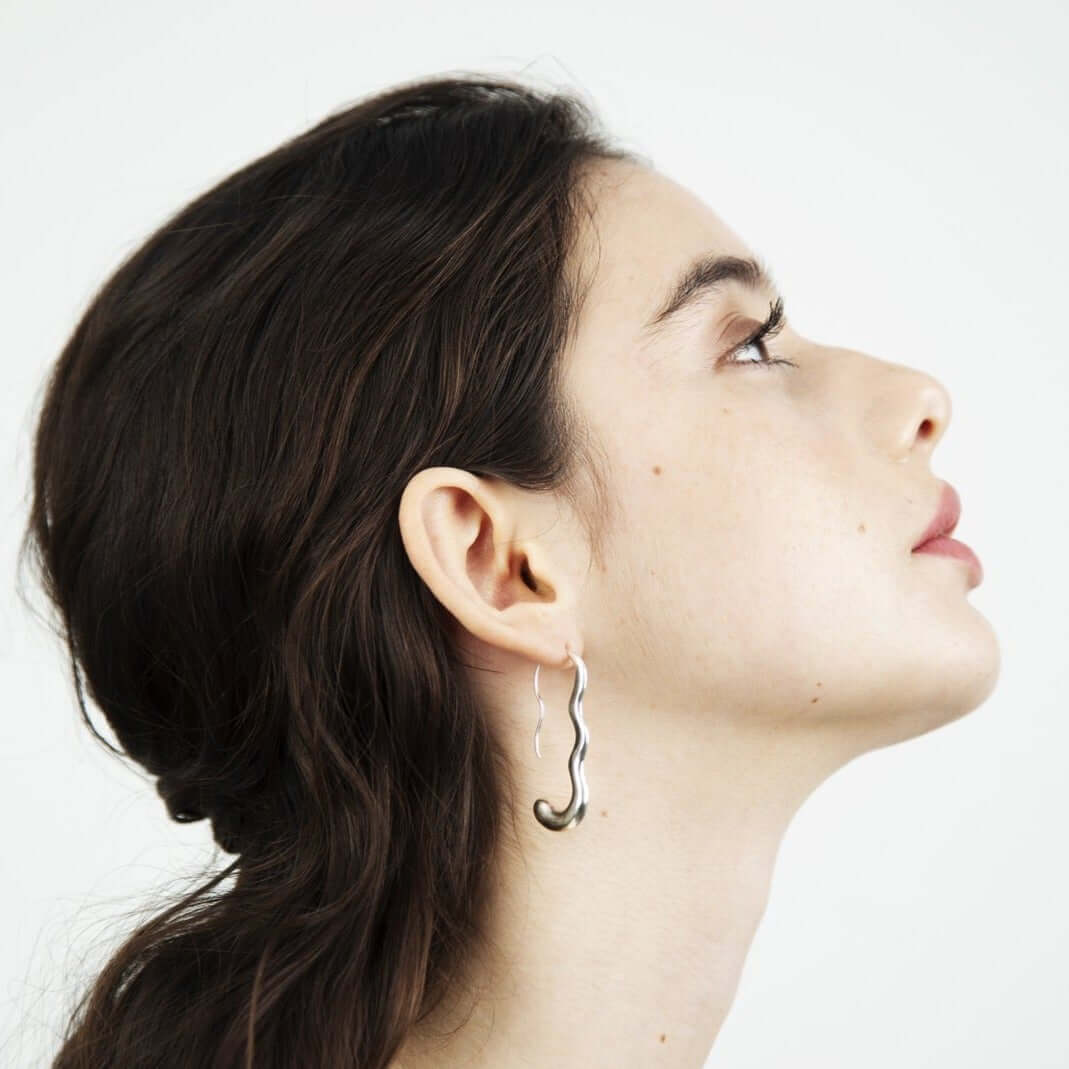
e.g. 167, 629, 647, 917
631, 432, 886, 697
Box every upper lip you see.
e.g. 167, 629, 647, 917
911, 482, 961, 550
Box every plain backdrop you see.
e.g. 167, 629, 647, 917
2, 1, 1066, 1066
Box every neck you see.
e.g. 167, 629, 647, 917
395, 667, 872, 1068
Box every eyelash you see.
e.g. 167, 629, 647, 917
720, 297, 798, 370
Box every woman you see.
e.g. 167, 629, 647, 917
22, 72, 1000, 1068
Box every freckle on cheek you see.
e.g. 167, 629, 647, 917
652, 465, 662, 475
858, 523, 866, 533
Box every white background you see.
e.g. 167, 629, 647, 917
2, 1, 1066, 1066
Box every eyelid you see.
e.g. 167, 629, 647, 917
718, 299, 785, 348
716, 294, 785, 337
714, 297, 795, 370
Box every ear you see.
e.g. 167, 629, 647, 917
397, 467, 581, 670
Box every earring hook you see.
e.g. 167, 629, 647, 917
533, 663, 546, 758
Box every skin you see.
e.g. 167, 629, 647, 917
392, 160, 1001, 1067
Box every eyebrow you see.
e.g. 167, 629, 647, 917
640, 253, 780, 342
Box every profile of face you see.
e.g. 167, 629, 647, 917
556, 160, 1000, 745
401, 159, 1001, 782
395, 159, 1002, 1064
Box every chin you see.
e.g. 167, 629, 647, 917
896, 624, 1002, 745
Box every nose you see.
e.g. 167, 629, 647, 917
903, 373, 951, 462
876, 367, 952, 464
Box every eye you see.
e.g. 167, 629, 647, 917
719, 297, 798, 371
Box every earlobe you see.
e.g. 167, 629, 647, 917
397, 467, 580, 669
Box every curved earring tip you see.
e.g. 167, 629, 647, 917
534, 797, 587, 831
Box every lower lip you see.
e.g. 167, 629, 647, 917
912, 536, 983, 584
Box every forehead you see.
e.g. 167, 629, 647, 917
568, 161, 755, 348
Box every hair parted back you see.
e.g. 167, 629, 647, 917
19, 71, 636, 1068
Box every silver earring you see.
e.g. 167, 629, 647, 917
532, 647, 589, 831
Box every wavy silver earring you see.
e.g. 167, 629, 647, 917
532, 647, 589, 831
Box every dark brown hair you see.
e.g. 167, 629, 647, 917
19, 72, 634, 1068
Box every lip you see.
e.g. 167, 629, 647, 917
912, 535, 984, 585
910, 482, 983, 585
911, 482, 961, 550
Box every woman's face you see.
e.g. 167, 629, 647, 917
561, 161, 999, 740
